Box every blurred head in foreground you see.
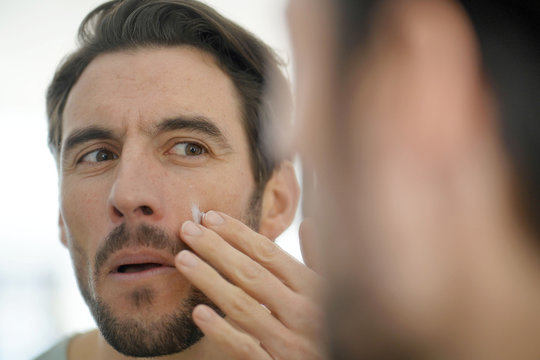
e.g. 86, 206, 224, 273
289, 0, 540, 358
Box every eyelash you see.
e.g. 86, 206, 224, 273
74, 140, 209, 166
76, 147, 119, 164
169, 141, 209, 157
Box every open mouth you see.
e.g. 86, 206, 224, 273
107, 251, 177, 279
116, 263, 165, 274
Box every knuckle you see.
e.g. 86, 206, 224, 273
236, 261, 268, 284
226, 288, 255, 318
253, 237, 278, 265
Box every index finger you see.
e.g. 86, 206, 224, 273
201, 210, 321, 298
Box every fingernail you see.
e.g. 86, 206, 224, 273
205, 211, 224, 226
177, 250, 198, 267
195, 305, 213, 322
182, 220, 202, 236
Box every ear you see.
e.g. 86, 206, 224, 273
59, 212, 68, 248
258, 161, 300, 240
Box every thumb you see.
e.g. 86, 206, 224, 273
299, 218, 324, 274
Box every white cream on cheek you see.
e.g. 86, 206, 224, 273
191, 202, 205, 224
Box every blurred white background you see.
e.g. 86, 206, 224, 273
0, 1, 298, 358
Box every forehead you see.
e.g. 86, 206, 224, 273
62, 46, 244, 141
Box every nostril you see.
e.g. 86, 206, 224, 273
113, 207, 123, 217
141, 206, 153, 216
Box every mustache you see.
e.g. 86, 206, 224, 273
94, 223, 185, 276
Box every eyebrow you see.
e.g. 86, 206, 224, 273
62, 126, 116, 158
61, 116, 233, 159
152, 116, 232, 150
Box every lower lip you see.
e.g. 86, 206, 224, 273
108, 265, 177, 281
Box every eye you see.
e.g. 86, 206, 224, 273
171, 142, 207, 156
79, 148, 119, 163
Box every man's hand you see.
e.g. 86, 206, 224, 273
175, 210, 323, 359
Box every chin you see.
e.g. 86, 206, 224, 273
89, 285, 212, 357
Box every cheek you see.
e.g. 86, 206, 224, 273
60, 178, 110, 255
182, 167, 255, 216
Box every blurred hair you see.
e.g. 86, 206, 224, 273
47, 0, 291, 191
335, 0, 540, 231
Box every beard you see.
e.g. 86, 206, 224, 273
90, 279, 218, 357
69, 189, 262, 357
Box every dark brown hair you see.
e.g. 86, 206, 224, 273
47, 0, 291, 190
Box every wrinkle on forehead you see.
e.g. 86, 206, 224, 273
61, 46, 247, 154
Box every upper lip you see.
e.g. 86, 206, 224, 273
105, 248, 176, 274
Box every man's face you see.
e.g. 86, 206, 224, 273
59, 46, 259, 356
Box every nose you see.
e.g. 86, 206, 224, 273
108, 151, 165, 225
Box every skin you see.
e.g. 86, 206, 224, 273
59, 46, 322, 359
289, 0, 540, 358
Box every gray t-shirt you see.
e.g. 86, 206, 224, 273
34, 336, 72, 360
